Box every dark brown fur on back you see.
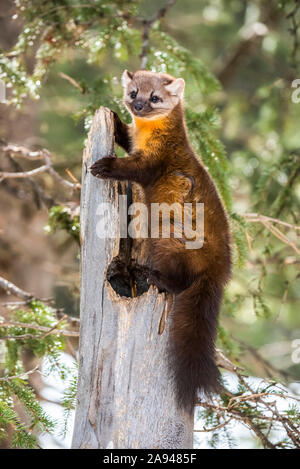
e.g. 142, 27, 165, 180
91, 71, 232, 414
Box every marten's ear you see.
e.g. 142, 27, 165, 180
165, 78, 185, 99
121, 70, 134, 88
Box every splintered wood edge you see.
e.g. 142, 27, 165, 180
83, 107, 115, 165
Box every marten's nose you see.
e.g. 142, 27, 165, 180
134, 101, 144, 111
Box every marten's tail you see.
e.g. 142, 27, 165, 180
169, 274, 222, 414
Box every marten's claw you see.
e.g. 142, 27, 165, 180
90, 157, 114, 178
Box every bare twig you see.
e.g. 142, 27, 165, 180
227, 391, 300, 409
216, 348, 243, 374
2, 153, 55, 209
233, 336, 293, 381
0, 319, 79, 339
59, 72, 84, 93
217, 22, 268, 87
65, 167, 81, 187
196, 346, 300, 448
38, 314, 68, 339
287, 1, 300, 70
237, 374, 300, 448
244, 212, 300, 255
0, 144, 80, 191
0, 275, 33, 302
216, 2, 282, 87
0, 275, 80, 328
0, 164, 49, 180
194, 418, 233, 433
1, 144, 47, 161
0, 365, 41, 382
244, 213, 300, 231
0, 275, 54, 307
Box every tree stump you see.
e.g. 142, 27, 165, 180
72, 107, 194, 449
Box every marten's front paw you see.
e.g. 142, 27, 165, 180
90, 157, 115, 178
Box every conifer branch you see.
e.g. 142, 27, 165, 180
140, 0, 177, 69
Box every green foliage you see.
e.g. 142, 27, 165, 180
0, 300, 68, 447
0, 299, 79, 447
254, 151, 300, 220
0, 0, 139, 106
45, 205, 80, 244
0, 378, 55, 448
60, 366, 78, 437
0, 301, 65, 364
148, 28, 220, 94
186, 107, 231, 209
0, 399, 40, 448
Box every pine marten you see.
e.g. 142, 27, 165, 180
91, 70, 232, 414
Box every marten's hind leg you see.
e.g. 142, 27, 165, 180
148, 265, 192, 295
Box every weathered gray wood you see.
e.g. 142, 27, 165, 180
72, 107, 194, 449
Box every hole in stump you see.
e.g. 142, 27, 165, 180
107, 257, 151, 298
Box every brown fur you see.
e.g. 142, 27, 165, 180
91, 70, 232, 414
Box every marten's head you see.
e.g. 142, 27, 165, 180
122, 70, 185, 119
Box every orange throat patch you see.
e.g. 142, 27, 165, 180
132, 116, 168, 151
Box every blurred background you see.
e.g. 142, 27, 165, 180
0, 0, 299, 449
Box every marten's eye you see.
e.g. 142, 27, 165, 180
130, 91, 137, 99
150, 95, 160, 103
